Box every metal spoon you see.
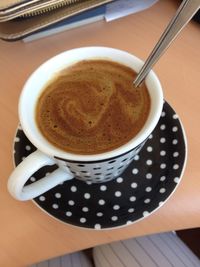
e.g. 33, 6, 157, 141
134, 0, 200, 87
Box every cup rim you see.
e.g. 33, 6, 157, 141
19, 46, 163, 162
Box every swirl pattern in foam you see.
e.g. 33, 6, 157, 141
36, 60, 150, 154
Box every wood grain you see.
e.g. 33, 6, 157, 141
0, 0, 200, 266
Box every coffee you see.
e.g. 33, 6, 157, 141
36, 60, 150, 154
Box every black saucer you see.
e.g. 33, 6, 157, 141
13, 101, 187, 229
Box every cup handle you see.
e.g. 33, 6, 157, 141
8, 150, 74, 201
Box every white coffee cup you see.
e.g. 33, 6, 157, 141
8, 47, 163, 201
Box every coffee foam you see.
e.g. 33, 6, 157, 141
36, 60, 150, 154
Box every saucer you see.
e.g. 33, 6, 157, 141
13, 101, 187, 229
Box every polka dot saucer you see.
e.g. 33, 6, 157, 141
13, 101, 187, 230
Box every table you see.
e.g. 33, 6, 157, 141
1, 1, 200, 266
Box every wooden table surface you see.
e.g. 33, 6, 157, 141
1, 1, 200, 266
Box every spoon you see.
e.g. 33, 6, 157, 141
134, 0, 200, 87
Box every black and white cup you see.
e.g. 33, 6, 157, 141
8, 47, 163, 201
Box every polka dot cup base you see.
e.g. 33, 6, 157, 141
14, 102, 186, 230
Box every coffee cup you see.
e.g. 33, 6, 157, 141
8, 47, 163, 201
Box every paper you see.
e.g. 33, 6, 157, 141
105, 0, 159, 22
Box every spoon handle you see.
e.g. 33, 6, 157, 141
134, 0, 200, 87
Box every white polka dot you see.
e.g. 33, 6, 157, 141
94, 224, 101, 230
173, 152, 179, 157
82, 207, 89, 212
126, 221, 132, 225
86, 181, 93, 185
111, 216, 118, 221
172, 139, 178, 145
95, 164, 101, 168
68, 200, 75, 206
159, 188, 166, 193
146, 159, 153, 166
173, 164, 179, 170
98, 199, 105, 205
66, 211, 72, 217
173, 114, 178, 119
84, 193, 91, 199
128, 208, 134, 213
55, 193, 61, 198
160, 163, 166, 169
160, 124, 166, 130
115, 191, 122, 197
146, 173, 152, 179
80, 218, 86, 223
14, 136, 20, 142
145, 187, 152, 192
144, 198, 151, 203
52, 204, 59, 209
160, 176, 166, 181
132, 168, 139, 175
172, 126, 178, 132
143, 211, 149, 217
100, 185, 107, 191
159, 201, 164, 206
160, 150, 166, 156
147, 146, 153, 152
133, 155, 140, 161
22, 157, 26, 161
174, 177, 180, 183
129, 196, 136, 202
113, 205, 120, 210
97, 212, 103, 217
25, 145, 31, 151
116, 177, 123, 183
148, 134, 153, 139
161, 111, 166, 117
71, 186, 77, 192
39, 196, 45, 201
30, 177, 36, 182
160, 137, 166, 143
131, 182, 138, 188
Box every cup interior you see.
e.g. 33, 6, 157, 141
19, 47, 163, 161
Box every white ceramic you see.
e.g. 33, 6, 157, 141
8, 47, 163, 201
